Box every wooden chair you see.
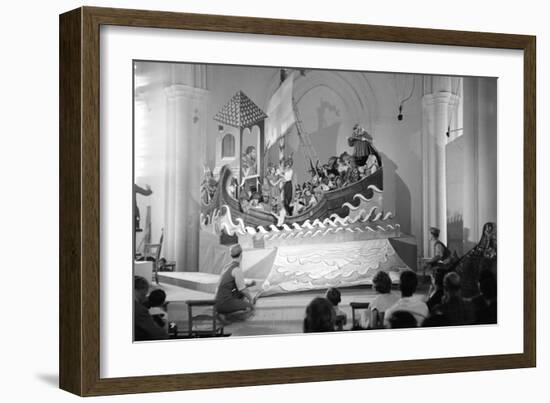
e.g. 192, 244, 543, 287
349, 302, 370, 329
143, 242, 162, 284
185, 299, 225, 337
144, 228, 176, 283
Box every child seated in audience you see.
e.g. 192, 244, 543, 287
362, 271, 399, 329
387, 310, 418, 329
147, 288, 168, 329
431, 272, 475, 326
303, 297, 335, 333
325, 288, 347, 329
384, 270, 429, 327
470, 269, 497, 324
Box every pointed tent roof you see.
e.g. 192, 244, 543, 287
213, 90, 268, 128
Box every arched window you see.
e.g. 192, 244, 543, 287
221, 133, 235, 158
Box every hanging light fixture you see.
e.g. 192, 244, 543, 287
394, 75, 415, 122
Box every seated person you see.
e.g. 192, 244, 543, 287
214, 244, 255, 321
304, 188, 317, 208
303, 297, 335, 333
134, 276, 168, 341
291, 191, 306, 215
248, 192, 262, 209
325, 288, 347, 329
147, 288, 168, 329
348, 168, 360, 184
320, 177, 330, 192
336, 157, 350, 178
422, 312, 449, 327
432, 272, 475, 326
361, 271, 399, 329
239, 191, 251, 213
470, 269, 497, 324
327, 174, 337, 190
387, 310, 418, 329
384, 270, 429, 327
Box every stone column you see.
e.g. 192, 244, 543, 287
462, 77, 498, 244
164, 82, 208, 272
462, 77, 480, 244
476, 78, 498, 227
421, 77, 460, 256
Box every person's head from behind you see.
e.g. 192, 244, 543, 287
478, 269, 497, 300
422, 313, 448, 328
230, 244, 242, 262
431, 267, 446, 290
148, 288, 166, 308
443, 271, 462, 298
399, 270, 418, 298
373, 271, 392, 294
304, 297, 335, 333
134, 276, 149, 304
325, 288, 341, 307
388, 310, 417, 329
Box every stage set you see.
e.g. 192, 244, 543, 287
133, 62, 497, 337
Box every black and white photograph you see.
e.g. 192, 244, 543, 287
132, 62, 497, 341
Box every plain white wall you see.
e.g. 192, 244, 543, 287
0, 1, 545, 402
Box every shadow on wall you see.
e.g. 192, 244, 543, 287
447, 214, 480, 257
462, 227, 479, 254
395, 175, 411, 235
447, 214, 464, 255
380, 152, 412, 236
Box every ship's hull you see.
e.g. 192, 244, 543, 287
202, 165, 384, 229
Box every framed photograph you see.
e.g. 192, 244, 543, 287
59, 6, 536, 396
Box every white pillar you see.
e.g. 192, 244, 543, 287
164, 84, 208, 272
422, 77, 460, 256
477, 78, 498, 227
462, 77, 497, 246
462, 77, 479, 244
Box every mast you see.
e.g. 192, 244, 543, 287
292, 97, 319, 167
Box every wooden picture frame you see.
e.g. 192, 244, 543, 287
59, 6, 536, 396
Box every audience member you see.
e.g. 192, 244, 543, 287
134, 276, 168, 341
388, 310, 418, 329
471, 269, 497, 324
361, 271, 399, 328
432, 272, 475, 326
325, 288, 347, 329
148, 288, 168, 329
421, 312, 449, 327
304, 297, 335, 333
384, 270, 429, 327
